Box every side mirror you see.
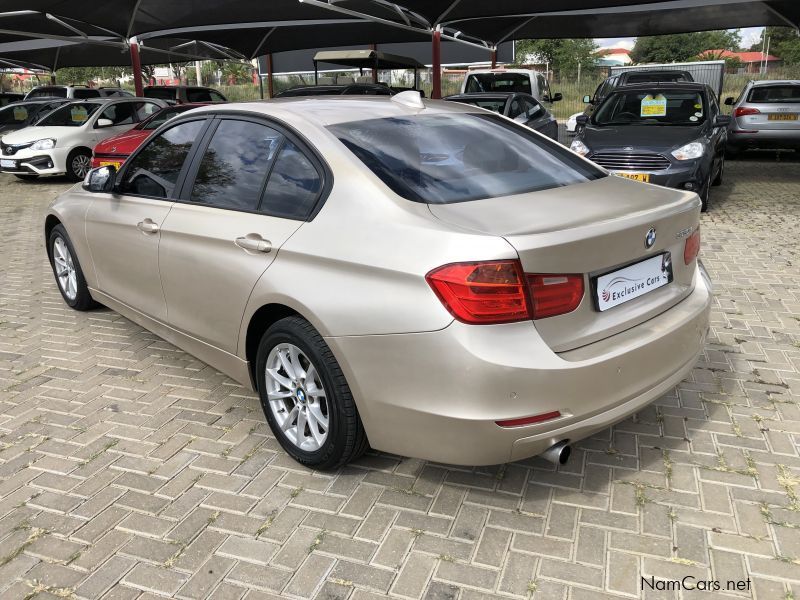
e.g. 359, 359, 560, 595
724, 97, 734, 106
582, 95, 592, 104
82, 165, 116, 193
551, 92, 563, 102
576, 115, 589, 126
96, 118, 114, 128
714, 115, 732, 128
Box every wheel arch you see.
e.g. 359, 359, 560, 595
44, 214, 62, 248
244, 303, 302, 388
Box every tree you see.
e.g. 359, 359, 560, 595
750, 27, 800, 66
514, 38, 598, 77
630, 30, 741, 64
221, 62, 252, 85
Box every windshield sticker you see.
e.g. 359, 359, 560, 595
70, 106, 89, 123
694, 112, 703, 117
641, 94, 667, 117
689, 116, 698, 122
12, 106, 28, 121
694, 103, 702, 109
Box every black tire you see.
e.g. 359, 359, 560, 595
14, 174, 38, 181
256, 316, 368, 470
725, 146, 741, 159
699, 173, 712, 213
712, 154, 724, 186
47, 224, 98, 311
66, 148, 92, 182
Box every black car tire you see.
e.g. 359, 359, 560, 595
66, 148, 92, 182
699, 174, 712, 212
14, 174, 38, 181
712, 155, 724, 186
256, 316, 368, 470
47, 224, 98, 311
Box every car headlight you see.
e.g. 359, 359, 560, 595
671, 141, 704, 161
570, 139, 590, 156
30, 138, 56, 151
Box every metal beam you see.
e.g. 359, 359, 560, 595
250, 26, 277, 59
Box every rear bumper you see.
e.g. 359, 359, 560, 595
327, 267, 711, 465
727, 127, 800, 149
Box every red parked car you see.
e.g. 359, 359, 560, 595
91, 104, 209, 169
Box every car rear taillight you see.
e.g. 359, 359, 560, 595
426, 261, 530, 324
734, 106, 760, 117
684, 227, 701, 265
496, 411, 562, 428
427, 261, 585, 324
527, 274, 584, 319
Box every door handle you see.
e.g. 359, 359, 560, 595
137, 218, 159, 234
235, 235, 272, 253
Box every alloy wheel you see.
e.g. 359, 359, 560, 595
265, 343, 329, 451
72, 154, 91, 179
53, 237, 77, 300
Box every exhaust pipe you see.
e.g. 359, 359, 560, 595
541, 441, 571, 465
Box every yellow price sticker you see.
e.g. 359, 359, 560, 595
12, 107, 28, 121
641, 94, 667, 117
70, 106, 89, 123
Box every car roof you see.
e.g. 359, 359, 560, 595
446, 93, 515, 100
180, 95, 483, 126
749, 79, 800, 87
4, 98, 68, 105
612, 82, 709, 92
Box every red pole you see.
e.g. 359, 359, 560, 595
130, 41, 144, 96
432, 29, 442, 99
267, 53, 274, 99
491, 49, 497, 69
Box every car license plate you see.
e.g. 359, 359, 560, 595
99, 160, 121, 168
0, 159, 16, 169
594, 253, 673, 312
613, 171, 650, 183
768, 113, 798, 121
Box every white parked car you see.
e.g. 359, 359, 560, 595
0, 97, 165, 181
460, 68, 562, 104
566, 111, 584, 134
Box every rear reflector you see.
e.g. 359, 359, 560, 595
496, 411, 562, 428
734, 106, 760, 117
426, 261, 530, 324
684, 227, 701, 265
527, 274, 584, 319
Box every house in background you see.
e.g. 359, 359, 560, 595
594, 47, 633, 66
697, 49, 782, 73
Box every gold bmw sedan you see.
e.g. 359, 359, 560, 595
45, 93, 711, 469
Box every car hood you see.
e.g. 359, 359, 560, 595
581, 124, 703, 153
0, 123, 25, 136
1, 125, 82, 144
94, 127, 149, 154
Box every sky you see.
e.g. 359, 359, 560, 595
595, 26, 765, 51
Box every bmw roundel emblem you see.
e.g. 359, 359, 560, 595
645, 227, 657, 249
296, 389, 306, 403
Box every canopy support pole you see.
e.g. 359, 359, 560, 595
491, 49, 497, 68
130, 39, 143, 96
267, 53, 274, 98
371, 43, 378, 83
432, 28, 441, 99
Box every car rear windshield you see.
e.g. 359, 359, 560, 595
328, 113, 604, 204
448, 98, 507, 114
27, 87, 67, 98
37, 102, 101, 127
140, 106, 190, 130
464, 73, 532, 95
747, 85, 800, 104
625, 72, 691, 84
144, 88, 178, 101
593, 90, 706, 126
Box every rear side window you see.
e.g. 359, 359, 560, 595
186, 88, 225, 102
119, 120, 205, 198
28, 87, 67, 98
260, 141, 322, 219
329, 113, 603, 204
190, 120, 282, 210
747, 85, 800, 104
74, 89, 101, 99
145, 88, 177, 101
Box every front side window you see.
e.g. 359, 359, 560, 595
0, 103, 35, 124
97, 102, 136, 126
190, 120, 282, 210
134, 101, 161, 121
260, 141, 322, 219
119, 119, 205, 198
464, 73, 532, 94
329, 113, 603, 204
747, 85, 800, 104
593, 90, 706, 126
38, 102, 101, 127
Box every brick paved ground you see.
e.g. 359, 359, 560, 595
0, 153, 799, 600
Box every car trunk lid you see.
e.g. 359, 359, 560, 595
428, 175, 701, 352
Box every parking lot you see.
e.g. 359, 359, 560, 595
0, 152, 799, 599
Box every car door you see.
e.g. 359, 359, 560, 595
158, 116, 325, 353
85, 118, 208, 321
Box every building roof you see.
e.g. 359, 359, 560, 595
595, 47, 631, 56
701, 49, 781, 63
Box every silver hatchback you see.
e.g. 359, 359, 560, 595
725, 80, 800, 153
